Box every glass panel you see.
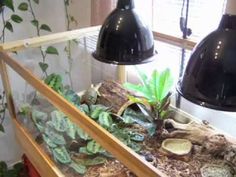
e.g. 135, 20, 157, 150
4, 29, 236, 177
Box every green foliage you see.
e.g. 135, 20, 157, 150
124, 68, 174, 120
11, 15, 23, 23
32, 0, 39, 4
86, 140, 105, 154
65, 118, 77, 139
51, 111, 68, 132
69, 162, 86, 175
39, 62, 48, 73
18, 2, 28, 11
3, 0, 14, 12
44, 73, 64, 93
122, 108, 156, 136
0, 125, 4, 133
45, 46, 59, 55
52, 146, 71, 164
0, 161, 26, 177
77, 126, 91, 141
45, 128, 66, 145
30, 19, 39, 27
32, 110, 48, 122
125, 68, 173, 103
5, 22, 13, 32
62, 89, 81, 106
90, 104, 109, 119
42, 134, 57, 148
98, 112, 113, 129
40, 24, 51, 32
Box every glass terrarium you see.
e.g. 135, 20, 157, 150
0, 26, 235, 177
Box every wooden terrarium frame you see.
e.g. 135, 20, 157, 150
0, 26, 235, 177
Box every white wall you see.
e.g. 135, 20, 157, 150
0, 0, 91, 165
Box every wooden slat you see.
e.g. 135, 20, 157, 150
0, 26, 100, 52
0, 26, 197, 53
13, 118, 64, 177
0, 51, 167, 177
153, 31, 196, 50
0, 59, 16, 118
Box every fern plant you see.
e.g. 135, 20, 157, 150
124, 67, 174, 135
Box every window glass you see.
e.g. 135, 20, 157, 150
134, 0, 226, 40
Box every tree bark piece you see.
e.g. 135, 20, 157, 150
97, 81, 135, 115
163, 119, 236, 158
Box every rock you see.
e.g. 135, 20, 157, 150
202, 134, 228, 155
201, 164, 233, 177
222, 145, 236, 170
160, 138, 192, 156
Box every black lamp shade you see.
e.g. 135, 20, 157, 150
92, 0, 155, 65
178, 14, 236, 111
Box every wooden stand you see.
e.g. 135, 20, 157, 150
0, 26, 199, 177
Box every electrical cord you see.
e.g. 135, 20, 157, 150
179, 0, 192, 38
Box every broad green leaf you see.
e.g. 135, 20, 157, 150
11, 14, 23, 23
33, 0, 39, 4
79, 147, 93, 155
63, 89, 81, 106
32, 110, 48, 123
135, 66, 153, 95
98, 112, 113, 128
31, 20, 39, 27
40, 24, 51, 32
112, 129, 130, 145
65, 119, 77, 139
2, 169, 18, 177
69, 162, 86, 175
83, 157, 106, 166
78, 104, 89, 115
129, 133, 144, 142
13, 162, 24, 174
52, 146, 71, 164
77, 127, 90, 140
39, 62, 48, 73
0, 124, 4, 133
45, 46, 59, 55
90, 105, 108, 119
42, 134, 57, 148
4, 0, 14, 12
51, 111, 68, 132
18, 2, 28, 11
150, 70, 160, 101
87, 140, 104, 154
156, 69, 173, 101
45, 128, 66, 145
5, 22, 13, 32
124, 83, 154, 102
127, 142, 141, 152
0, 161, 7, 172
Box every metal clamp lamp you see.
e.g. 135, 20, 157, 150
177, 0, 236, 111
92, 0, 156, 82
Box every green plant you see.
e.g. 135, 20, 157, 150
0, 0, 24, 43
0, 161, 27, 177
0, 91, 7, 133
0, 0, 25, 133
124, 67, 174, 135
63, 0, 78, 89
18, 0, 59, 77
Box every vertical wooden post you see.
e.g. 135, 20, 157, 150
0, 57, 16, 118
117, 65, 127, 84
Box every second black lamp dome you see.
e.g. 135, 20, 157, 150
93, 0, 155, 65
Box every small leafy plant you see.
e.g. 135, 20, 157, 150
124, 67, 174, 135
0, 161, 27, 177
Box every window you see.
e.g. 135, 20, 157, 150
134, 0, 226, 41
